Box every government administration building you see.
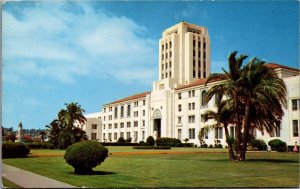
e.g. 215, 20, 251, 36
80, 22, 300, 147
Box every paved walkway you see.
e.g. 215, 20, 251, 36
2, 164, 76, 188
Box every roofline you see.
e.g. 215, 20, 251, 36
103, 91, 151, 106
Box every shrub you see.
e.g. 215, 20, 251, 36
133, 146, 171, 150
117, 137, 126, 143
125, 137, 132, 143
182, 143, 194, 147
100, 142, 139, 146
58, 130, 75, 149
155, 137, 182, 147
249, 139, 267, 151
201, 144, 208, 148
64, 141, 108, 174
226, 136, 235, 145
146, 136, 155, 146
209, 144, 213, 148
268, 139, 286, 152
2, 142, 30, 158
138, 141, 147, 146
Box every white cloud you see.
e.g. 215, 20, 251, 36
3, 2, 157, 84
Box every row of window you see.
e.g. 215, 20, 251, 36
103, 100, 146, 113
162, 61, 172, 70
192, 39, 206, 49
102, 131, 145, 142
161, 71, 172, 79
161, 51, 172, 60
103, 121, 146, 130
161, 41, 172, 51
104, 106, 146, 120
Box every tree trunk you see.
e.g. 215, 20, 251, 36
240, 102, 251, 161
224, 123, 235, 160
235, 100, 242, 160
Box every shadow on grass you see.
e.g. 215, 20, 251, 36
69, 171, 117, 175
246, 159, 299, 163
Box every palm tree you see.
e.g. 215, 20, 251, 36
238, 58, 287, 160
40, 131, 46, 142
46, 119, 61, 147
59, 103, 87, 131
202, 100, 236, 160
205, 51, 248, 159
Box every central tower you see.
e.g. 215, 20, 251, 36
158, 22, 210, 87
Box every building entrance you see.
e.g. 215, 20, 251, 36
154, 119, 161, 138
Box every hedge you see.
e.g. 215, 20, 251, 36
2, 142, 30, 158
156, 137, 182, 147
268, 139, 287, 152
100, 142, 139, 146
26, 142, 54, 149
133, 146, 171, 150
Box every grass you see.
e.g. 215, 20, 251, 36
3, 148, 299, 188
2, 177, 22, 188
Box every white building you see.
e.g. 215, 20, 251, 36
82, 22, 300, 147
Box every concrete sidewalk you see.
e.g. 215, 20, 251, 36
2, 164, 76, 188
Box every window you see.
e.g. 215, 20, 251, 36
193, 40, 196, 47
201, 90, 208, 107
166, 53, 168, 59
178, 93, 182, 99
162, 54, 164, 60
143, 110, 145, 116
114, 107, 118, 119
142, 131, 145, 140
189, 128, 195, 139
166, 43, 168, 49
114, 133, 117, 140
169, 41, 172, 48
166, 72, 168, 78
198, 41, 201, 48
103, 116, 106, 121
134, 121, 138, 127
188, 102, 195, 110
162, 45, 164, 50
178, 117, 182, 124
103, 108, 106, 113
201, 115, 205, 122
178, 104, 182, 112
108, 133, 112, 141
166, 63, 168, 69
134, 101, 138, 107
189, 90, 195, 97
204, 130, 208, 139
134, 131, 138, 142
170, 71, 172, 77
215, 127, 223, 139
121, 106, 124, 118
127, 122, 131, 128
120, 122, 124, 128
103, 124, 105, 129
103, 133, 106, 141
203, 42, 206, 49
293, 120, 299, 137
162, 64, 164, 70
142, 120, 145, 127
109, 107, 112, 111
91, 133, 97, 140
292, 99, 299, 110
127, 132, 131, 139
120, 132, 124, 138
109, 124, 112, 129
114, 123, 118, 129
127, 104, 131, 117
109, 115, 112, 120
170, 51, 172, 58
162, 74, 164, 79
188, 115, 195, 123
178, 129, 182, 140
143, 100, 146, 106
92, 124, 97, 130
193, 70, 196, 78
134, 111, 138, 117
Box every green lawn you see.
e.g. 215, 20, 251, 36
3, 149, 299, 188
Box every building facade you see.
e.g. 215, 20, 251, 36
82, 22, 300, 147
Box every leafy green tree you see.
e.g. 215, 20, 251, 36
46, 119, 61, 148
59, 103, 87, 131
72, 127, 88, 142
39, 131, 46, 142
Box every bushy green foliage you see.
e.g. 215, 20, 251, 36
249, 139, 267, 151
125, 138, 132, 143
117, 137, 126, 143
138, 141, 147, 146
26, 142, 54, 149
101, 142, 139, 146
64, 141, 108, 174
226, 136, 235, 145
146, 136, 155, 146
133, 146, 171, 150
268, 139, 286, 152
156, 137, 182, 147
2, 142, 30, 158
58, 130, 75, 149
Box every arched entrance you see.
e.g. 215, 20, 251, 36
153, 109, 162, 139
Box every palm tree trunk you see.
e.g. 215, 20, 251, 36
235, 100, 242, 160
240, 101, 251, 161
224, 123, 235, 160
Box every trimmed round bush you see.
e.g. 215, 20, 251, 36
268, 139, 287, 152
64, 141, 108, 174
2, 142, 30, 158
117, 137, 126, 143
156, 137, 182, 147
249, 139, 267, 151
146, 136, 155, 146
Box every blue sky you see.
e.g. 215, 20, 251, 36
2, 1, 299, 130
